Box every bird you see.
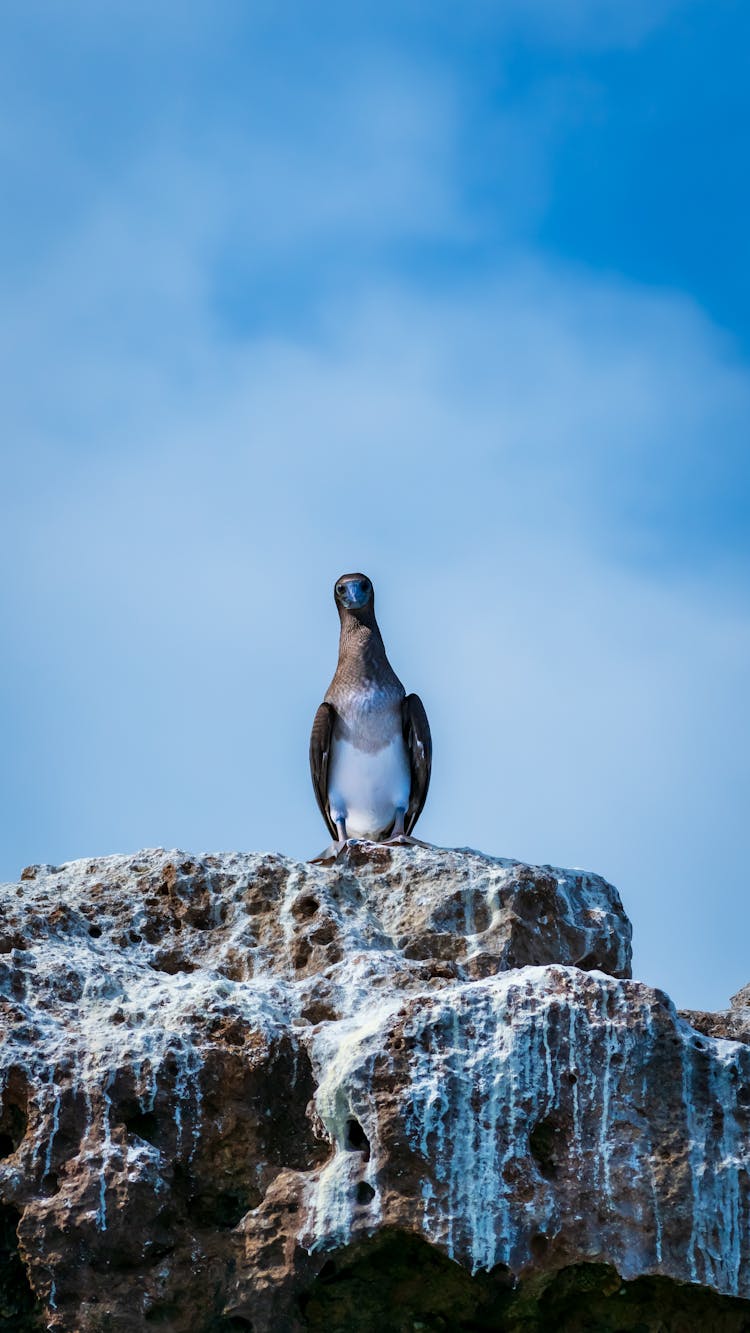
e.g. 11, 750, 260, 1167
309, 572, 432, 861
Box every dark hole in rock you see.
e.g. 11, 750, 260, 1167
216, 1320, 254, 1331
293, 940, 312, 970
344, 1119, 370, 1160
738, 1085, 750, 1107
298, 1231, 512, 1330
0, 933, 26, 954
530, 1231, 548, 1257
0, 1202, 42, 1329
298, 1237, 750, 1333
123, 1110, 160, 1147
149, 952, 196, 976
576, 951, 599, 971
42, 1172, 59, 1197
110, 1241, 171, 1276
529, 1117, 563, 1180
129, 930, 143, 944
88, 924, 102, 938
292, 894, 320, 921
145, 1302, 180, 1324
309, 920, 337, 946
301, 1001, 339, 1025
0, 1095, 28, 1156
355, 1181, 375, 1206
188, 1188, 259, 1230
566, 1071, 578, 1085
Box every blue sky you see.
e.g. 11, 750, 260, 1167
1, 1, 748, 1009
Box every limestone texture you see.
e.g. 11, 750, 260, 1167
0, 844, 749, 1331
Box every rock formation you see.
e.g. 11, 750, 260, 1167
1, 844, 749, 1331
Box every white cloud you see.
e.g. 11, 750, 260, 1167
3, 226, 750, 1013
1, 1, 747, 1014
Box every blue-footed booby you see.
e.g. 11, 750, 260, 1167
310, 573, 432, 860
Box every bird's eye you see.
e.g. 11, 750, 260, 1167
336, 583, 345, 596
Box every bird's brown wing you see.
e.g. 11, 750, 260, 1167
309, 702, 337, 839
402, 693, 432, 835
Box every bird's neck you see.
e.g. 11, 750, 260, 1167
331, 612, 404, 703
337, 612, 398, 684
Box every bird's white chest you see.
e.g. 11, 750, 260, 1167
327, 732, 411, 839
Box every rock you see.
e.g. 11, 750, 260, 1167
680, 983, 750, 1045
0, 845, 748, 1331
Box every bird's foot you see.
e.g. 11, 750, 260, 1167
310, 834, 432, 862
309, 840, 344, 865
309, 838, 368, 865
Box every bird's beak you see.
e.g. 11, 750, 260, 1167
339, 580, 369, 609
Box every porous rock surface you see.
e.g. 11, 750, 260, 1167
680, 983, 750, 1045
0, 844, 749, 1331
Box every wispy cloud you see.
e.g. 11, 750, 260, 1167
0, 0, 747, 1011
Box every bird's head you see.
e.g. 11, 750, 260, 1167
334, 572, 374, 614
